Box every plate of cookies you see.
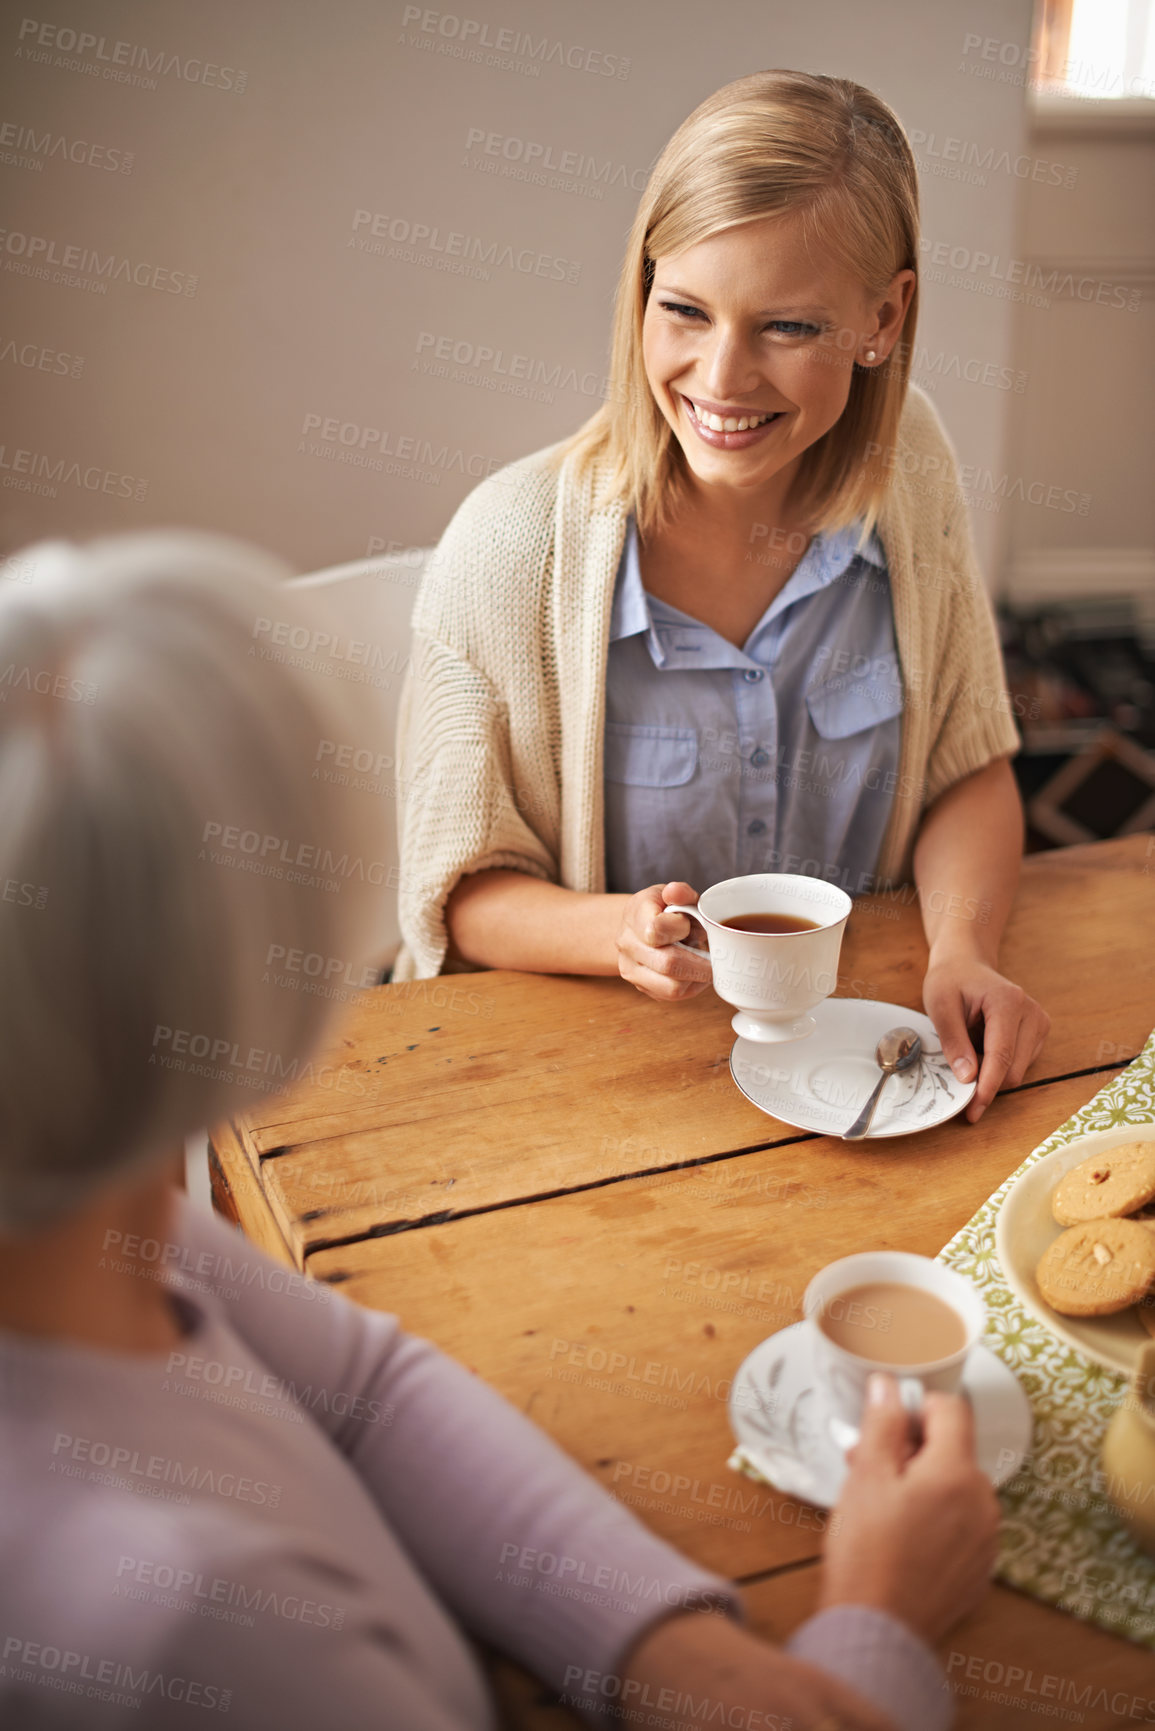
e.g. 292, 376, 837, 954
995, 1128, 1155, 1375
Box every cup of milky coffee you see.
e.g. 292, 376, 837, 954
666, 873, 852, 1042
803, 1250, 985, 1451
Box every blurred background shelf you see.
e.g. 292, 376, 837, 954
1001, 592, 1155, 850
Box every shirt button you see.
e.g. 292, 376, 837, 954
750, 748, 769, 766
743, 668, 764, 683
747, 819, 767, 835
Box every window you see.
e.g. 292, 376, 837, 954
1033, 0, 1155, 99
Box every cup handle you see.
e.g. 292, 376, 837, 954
898, 1377, 925, 1414
664, 902, 712, 967
898, 1376, 929, 1444
836, 1378, 925, 1455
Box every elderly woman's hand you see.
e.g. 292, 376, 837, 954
820, 1372, 1001, 1643
616, 881, 713, 1001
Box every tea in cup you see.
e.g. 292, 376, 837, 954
667, 873, 851, 1042
803, 1250, 984, 1451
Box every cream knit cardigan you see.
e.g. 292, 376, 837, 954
393, 385, 1019, 981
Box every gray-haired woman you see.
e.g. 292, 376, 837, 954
0, 533, 996, 1729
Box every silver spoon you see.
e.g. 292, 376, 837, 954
842, 1026, 923, 1141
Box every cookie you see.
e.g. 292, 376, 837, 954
1051, 1141, 1155, 1226
1037, 1220, 1155, 1317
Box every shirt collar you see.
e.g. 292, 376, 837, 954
807, 520, 886, 581
608, 516, 886, 660
608, 518, 660, 651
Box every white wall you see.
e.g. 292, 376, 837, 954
1003, 109, 1155, 641
1, 0, 1033, 578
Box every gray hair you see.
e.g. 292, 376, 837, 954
0, 533, 388, 1233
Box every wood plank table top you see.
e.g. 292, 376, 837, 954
303, 1070, 1122, 1579
213, 835, 1153, 1268
208, 833, 1155, 1724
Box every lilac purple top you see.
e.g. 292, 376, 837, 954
0, 1196, 952, 1728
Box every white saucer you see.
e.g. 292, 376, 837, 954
729, 997, 976, 1138
728, 1321, 1033, 1508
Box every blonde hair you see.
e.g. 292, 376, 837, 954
0, 534, 387, 1233
557, 69, 920, 539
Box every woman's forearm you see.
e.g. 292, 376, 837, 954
617, 1610, 900, 1731
445, 869, 632, 974
911, 757, 1022, 965
912, 757, 1049, 1111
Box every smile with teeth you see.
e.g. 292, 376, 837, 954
682, 396, 783, 433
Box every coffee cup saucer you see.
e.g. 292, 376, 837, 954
727, 1321, 1032, 1509
729, 997, 976, 1138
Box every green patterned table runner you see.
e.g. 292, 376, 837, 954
939, 1029, 1155, 1650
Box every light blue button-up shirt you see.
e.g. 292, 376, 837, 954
603, 518, 904, 897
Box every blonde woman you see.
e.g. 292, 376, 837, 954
0, 533, 998, 1728
396, 70, 1049, 1122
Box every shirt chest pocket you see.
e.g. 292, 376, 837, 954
604, 721, 698, 787
804, 652, 905, 741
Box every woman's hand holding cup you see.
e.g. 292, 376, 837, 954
616, 882, 712, 1001
820, 1373, 1000, 1644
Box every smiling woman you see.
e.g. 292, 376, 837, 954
581, 70, 920, 546
394, 68, 1051, 1121
632, 208, 914, 647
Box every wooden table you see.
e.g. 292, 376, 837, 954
211, 834, 1155, 1725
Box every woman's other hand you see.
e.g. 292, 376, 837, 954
616, 881, 712, 1001
911, 758, 1048, 1122
820, 1372, 1000, 1645
922, 955, 1050, 1124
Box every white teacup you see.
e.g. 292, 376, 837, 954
668, 873, 852, 1042
804, 1251, 985, 1452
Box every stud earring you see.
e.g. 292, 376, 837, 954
863, 348, 878, 363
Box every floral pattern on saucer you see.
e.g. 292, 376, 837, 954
728, 1324, 1030, 1510
730, 997, 975, 1137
